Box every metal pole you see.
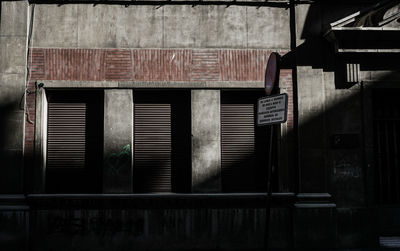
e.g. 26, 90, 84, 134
265, 124, 274, 250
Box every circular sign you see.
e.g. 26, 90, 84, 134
265, 52, 280, 96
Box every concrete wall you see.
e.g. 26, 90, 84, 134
31, 4, 290, 49
0, 209, 29, 251
191, 90, 221, 192
0, 1, 27, 193
28, 206, 291, 251
103, 90, 133, 193
0, 2, 30, 249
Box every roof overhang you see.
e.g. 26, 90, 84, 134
324, 0, 400, 54
325, 27, 400, 53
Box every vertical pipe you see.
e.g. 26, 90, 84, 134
289, 0, 300, 194
384, 121, 391, 201
393, 121, 399, 201
376, 122, 383, 203
289, 0, 298, 249
360, 81, 368, 205
24, 3, 35, 194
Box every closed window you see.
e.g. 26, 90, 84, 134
45, 91, 103, 193
221, 91, 276, 192
133, 91, 191, 193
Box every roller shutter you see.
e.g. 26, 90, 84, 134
47, 103, 86, 169
133, 91, 191, 193
221, 92, 269, 192
134, 103, 172, 192
46, 91, 103, 193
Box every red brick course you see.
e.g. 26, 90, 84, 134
29, 48, 291, 82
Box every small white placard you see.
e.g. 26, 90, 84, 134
257, 93, 288, 126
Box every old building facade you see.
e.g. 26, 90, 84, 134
1, 0, 400, 250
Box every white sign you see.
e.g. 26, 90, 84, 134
257, 93, 288, 126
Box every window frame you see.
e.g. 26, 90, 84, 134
33, 88, 104, 193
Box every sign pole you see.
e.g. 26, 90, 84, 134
262, 52, 280, 251
265, 124, 274, 251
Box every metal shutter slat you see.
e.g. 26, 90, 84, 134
221, 103, 256, 192
134, 103, 172, 193
47, 103, 86, 169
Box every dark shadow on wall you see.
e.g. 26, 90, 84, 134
280, 1, 400, 248
241, 1, 400, 248
291, 0, 400, 197
0, 103, 27, 251
281, 2, 368, 71
0, 102, 24, 194
0, 103, 14, 192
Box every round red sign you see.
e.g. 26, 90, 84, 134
265, 52, 280, 96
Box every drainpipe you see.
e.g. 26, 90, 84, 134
289, 0, 300, 196
289, 0, 299, 249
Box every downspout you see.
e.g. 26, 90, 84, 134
24, 2, 35, 194
289, 0, 299, 248
289, 0, 300, 196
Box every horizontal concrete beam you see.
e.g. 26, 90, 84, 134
25, 192, 297, 209
37, 80, 265, 88
29, 0, 290, 7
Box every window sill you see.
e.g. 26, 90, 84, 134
25, 193, 296, 209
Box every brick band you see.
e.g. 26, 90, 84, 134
29, 48, 291, 82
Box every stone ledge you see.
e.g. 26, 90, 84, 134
26, 192, 296, 209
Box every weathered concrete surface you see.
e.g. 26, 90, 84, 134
296, 66, 327, 193
0, 37, 26, 74
163, 6, 248, 48
336, 208, 377, 248
103, 89, 133, 193
294, 206, 337, 248
324, 89, 364, 207
0, 74, 26, 112
0, 209, 29, 251
0, 1, 27, 36
247, 7, 290, 49
115, 6, 164, 48
0, 1, 27, 194
191, 90, 221, 192
32, 5, 79, 48
28, 207, 292, 250
77, 5, 118, 48
31, 5, 290, 49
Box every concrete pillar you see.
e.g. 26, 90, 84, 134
103, 89, 133, 193
0, 1, 27, 193
33, 87, 47, 193
191, 90, 221, 192
292, 4, 338, 248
